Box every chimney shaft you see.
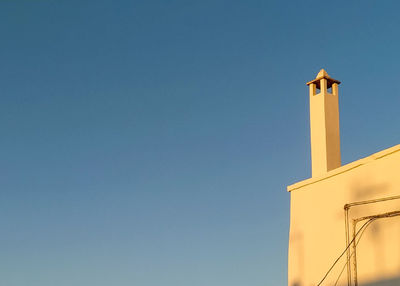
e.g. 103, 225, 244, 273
307, 69, 341, 177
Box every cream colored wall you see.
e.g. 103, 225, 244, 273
288, 145, 400, 286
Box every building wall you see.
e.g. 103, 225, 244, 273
287, 145, 400, 286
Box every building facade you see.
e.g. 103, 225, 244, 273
287, 70, 400, 286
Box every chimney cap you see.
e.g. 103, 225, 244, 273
306, 69, 341, 88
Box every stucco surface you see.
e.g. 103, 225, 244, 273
288, 145, 400, 286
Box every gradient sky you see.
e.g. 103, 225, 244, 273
1, 1, 400, 286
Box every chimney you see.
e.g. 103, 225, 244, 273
306, 69, 341, 177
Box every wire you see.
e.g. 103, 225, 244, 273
333, 218, 376, 286
316, 218, 376, 286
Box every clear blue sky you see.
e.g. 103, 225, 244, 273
1, 1, 400, 285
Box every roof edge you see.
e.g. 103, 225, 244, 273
287, 144, 400, 192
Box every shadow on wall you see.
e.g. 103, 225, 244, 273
289, 172, 399, 286
348, 180, 400, 286
361, 276, 400, 286
350, 175, 388, 202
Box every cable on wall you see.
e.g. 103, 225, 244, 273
316, 218, 376, 286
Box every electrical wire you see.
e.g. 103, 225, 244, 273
316, 218, 376, 286
333, 218, 376, 286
